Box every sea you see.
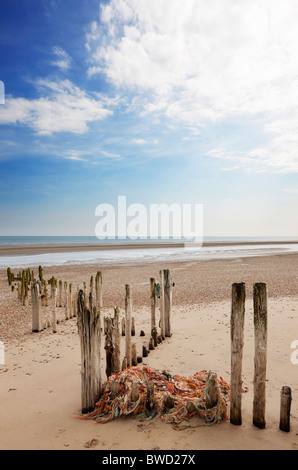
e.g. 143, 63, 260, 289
0, 236, 298, 268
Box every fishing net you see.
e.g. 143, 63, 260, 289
83, 366, 230, 430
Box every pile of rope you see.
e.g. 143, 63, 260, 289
83, 366, 230, 429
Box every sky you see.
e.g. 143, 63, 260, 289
0, 0, 298, 238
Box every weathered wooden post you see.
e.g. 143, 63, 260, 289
206, 371, 219, 409
95, 271, 103, 310
230, 282, 246, 425
150, 278, 156, 333
111, 381, 120, 400
32, 281, 43, 333
122, 357, 127, 371
131, 382, 139, 403
90, 276, 94, 297
253, 282, 268, 429
113, 307, 121, 374
69, 283, 73, 319
64, 281, 68, 320
152, 326, 158, 347
49, 277, 57, 334
279, 386, 292, 432
131, 343, 138, 366
164, 269, 172, 337
131, 317, 136, 336
159, 270, 165, 340
125, 284, 132, 367
58, 280, 63, 308
77, 291, 102, 414
105, 317, 115, 379
149, 337, 155, 351
121, 317, 126, 337
7, 267, 12, 286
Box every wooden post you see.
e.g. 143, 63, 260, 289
111, 381, 120, 399
146, 381, 155, 414
105, 317, 114, 379
206, 371, 219, 409
113, 307, 121, 374
58, 280, 63, 307
64, 282, 68, 320
122, 357, 127, 371
131, 343, 138, 366
149, 337, 155, 351
279, 386, 292, 432
131, 317, 136, 336
49, 277, 57, 334
142, 345, 149, 358
230, 282, 246, 425
253, 283, 268, 429
77, 291, 102, 414
131, 382, 139, 402
125, 284, 132, 367
150, 278, 156, 332
159, 270, 165, 339
69, 283, 73, 319
95, 271, 103, 310
152, 326, 158, 347
121, 317, 126, 337
32, 281, 43, 333
164, 269, 172, 337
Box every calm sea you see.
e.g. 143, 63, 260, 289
0, 236, 297, 268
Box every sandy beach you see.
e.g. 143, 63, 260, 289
0, 252, 297, 450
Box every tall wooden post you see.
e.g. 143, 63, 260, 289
105, 317, 115, 379
58, 280, 63, 308
159, 270, 165, 339
164, 269, 172, 337
95, 271, 103, 310
32, 281, 43, 333
230, 282, 246, 425
150, 278, 156, 333
77, 291, 102, 414
49, 277, 57, 334
64, 282, 68, 320
69, 283, 73, 319
279, 386, 292, 432
125, 284, 132, 367
113, 307, 121, 374
132, 343, 138, 366
253, 282, 268, 429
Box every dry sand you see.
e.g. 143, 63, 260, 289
0, 253, 297, 450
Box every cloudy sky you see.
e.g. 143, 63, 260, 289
0, 0, 297, 237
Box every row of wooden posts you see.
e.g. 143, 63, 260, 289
9, 265, 292, 432
77, 269, 173, 415
231, 282, 292, 433
76, 278, 292, 432
31, 271, 104, 334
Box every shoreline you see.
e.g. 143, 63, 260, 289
0, 239, 298, 257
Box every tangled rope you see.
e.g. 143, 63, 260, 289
83, 366, 230, 430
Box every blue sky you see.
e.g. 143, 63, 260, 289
0, 0, 298, 237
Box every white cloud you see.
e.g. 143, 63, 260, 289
51, 46, 72, 70
0, 79, 112, 135
86, 0, 298, 173
99, 150, 123, 159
